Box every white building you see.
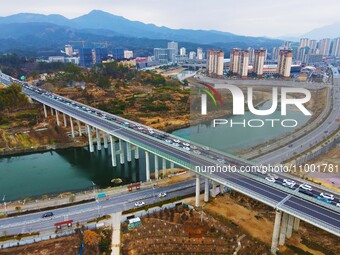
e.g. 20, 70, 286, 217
331, 38, 340, 57
253, 49, 265, 77
277, 49, 293, 78
65, 45, 73, 56
197, 47, 203, 60
318, 38, 331, 56
189, 51, 196, 59
207, 50, 224, 76
124, 50, 134, 59
180, 47, 186, 56
48, 56, 65, 63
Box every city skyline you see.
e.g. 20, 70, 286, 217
1, 0, 340, 38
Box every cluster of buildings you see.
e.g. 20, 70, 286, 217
207, 48, 293, 78
272, 37, 340, 65
207, 37, 340, 79
45, 36, 340, 78
153, 41, 204, 65
48, 44, 134, 68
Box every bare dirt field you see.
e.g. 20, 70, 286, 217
121, 203, 269, 255
198, 191, 339, 255
0, 234, 81, 255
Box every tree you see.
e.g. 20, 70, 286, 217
84, 230, 101, 247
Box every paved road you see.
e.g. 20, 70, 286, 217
0, 180, 198, 236
0, 72, 339, 237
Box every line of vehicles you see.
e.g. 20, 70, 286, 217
264, 173, 339, 207
2, 74, 339, 210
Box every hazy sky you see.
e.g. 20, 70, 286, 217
1, 0, 339, 37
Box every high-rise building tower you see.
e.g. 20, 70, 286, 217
299, 38, 309, 48
253, 49, 265, 77
180, 47, 186, 56
277, 49, 293, 78
331, 38, 340, 57
237, 50, 249, 78
94, 47, 108, 63
79, 48, 93, 67
308, 39, 317, 49
318, 38, 331, 56
189, 51, 196, 59
197, 48, 203, 60
283, 41, 292, 49
271, 47, 280, 61
167, 41, 178, 55
207, 50, 224, 77
247, 47, 254, 65
112, 48, 125, 60
65, 45, 73, 56
230, 48, 241, 73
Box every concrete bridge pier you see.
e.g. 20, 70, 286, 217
279, 213, 288, 245
55, 110, 60, 126
63, 113, 67, 127
86, 124, 94, 153
109, 135, 117, 167
126, 142, 132, 162
103, 133, 108, 149
212, 181, 217, 198
134, 146, 139, 159
96, 129, 101, 150
77, 120, 82, 136
271, 210, 282, 254
69, 116, 75, 138
204, 177, 209, 202
162, 158, 166, 177
145, 151, 150, 181
43, 104, 47, 118
286, 215, 294, 238
271, 211, 300, 254
118, 139, 125, 164
220, 184, 225, 194
154, 155, 159, 179
50, 107, 54, 115
170, 162, 174, 172
293, 218, 300, 231
195, 174, 200, 207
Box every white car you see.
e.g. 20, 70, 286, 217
172, 143, 180, 147
320, 193, 334, 200
217, 159, 225, 164
182, 142, 190, 147
165, 139, 172, 143
158, 192, 167, 198
173, 139, 180, 143
283, 179, 296, 187
134, 201, 145, 207
299, 183, 312, 191
182, 147, 190, 151
336, 203, 340, 207
193, 150, 201, 155
190, 145, 198, 149
265, 177, 276, 183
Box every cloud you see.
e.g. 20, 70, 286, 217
0, 0, 339, 37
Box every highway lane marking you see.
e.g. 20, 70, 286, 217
283, 198, 340, 225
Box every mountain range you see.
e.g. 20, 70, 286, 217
0, 10, 286, 56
